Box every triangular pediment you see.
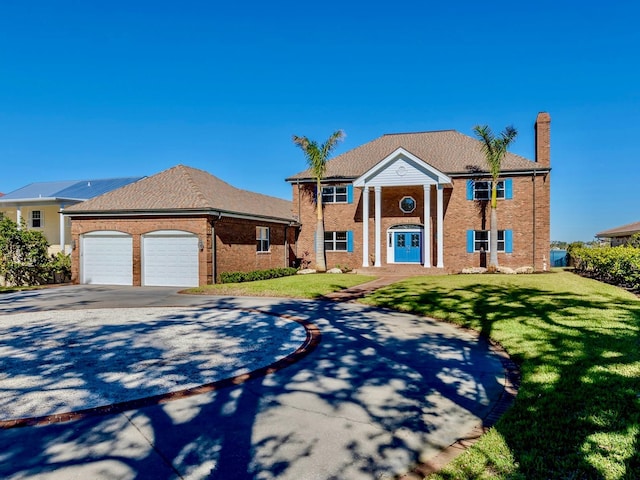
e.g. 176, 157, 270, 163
352, 148, 451, 187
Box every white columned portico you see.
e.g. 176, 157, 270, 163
59, 204, 66, 254
436, 184, 444, 268
16, 206, 22, 229
352, 147, 451, 270
423, 184, 431, 268
362, 186, 370, 267
374, 186, 382, 267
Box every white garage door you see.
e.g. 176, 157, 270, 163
143, 231, 199, 287
81, 232, 133, 285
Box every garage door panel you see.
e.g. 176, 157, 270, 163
143, 234, 199, 287
82, 234, 133, 285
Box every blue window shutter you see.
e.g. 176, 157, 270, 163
347, 184, 353, 204
467, 230, 474, 253
505, 179, 513, 200
347, 231, 353, 252
505, 230, 513, 253
466, 180, 474, 200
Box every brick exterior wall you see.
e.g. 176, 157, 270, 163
213, 217, 297, 281
70, 215, 297, 286
292, 171, 551, 272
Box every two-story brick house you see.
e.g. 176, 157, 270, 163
287, 113, 551, 272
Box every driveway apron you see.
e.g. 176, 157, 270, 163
0, 286, 513, 480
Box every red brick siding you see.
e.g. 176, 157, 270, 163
292, 173, 550, 272
214, 217, 296, 281
70, 215, 297, 286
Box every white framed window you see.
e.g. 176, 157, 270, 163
324, 231, 348, 251
472, 230, 505, 252
30, 210, 43, 228
321, 185, 348, 203
256, 226, 270, 252
473, 181, 505, 201
399, 196, 416, 213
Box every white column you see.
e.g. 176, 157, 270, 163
423, 184, 431, 268
362, 186, 369, 267
374, 186, 382, 267
59, 205, 66, 254
16, 206, 22, 229
436, 184, 444, 268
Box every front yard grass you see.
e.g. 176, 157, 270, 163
361, 270, 640, 479
184, 273, 376, 299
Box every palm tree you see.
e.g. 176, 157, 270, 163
292, 130, 345, 272
473, 124, 518, 271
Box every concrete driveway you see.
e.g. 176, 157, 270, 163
0, 285, 517, 480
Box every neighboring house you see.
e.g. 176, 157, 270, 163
286, 112, 551, 272
596, 221, 640, 246
0, 177, 142, 255
64, 165, 298, 287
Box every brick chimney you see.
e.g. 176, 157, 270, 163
535, 112, 551, 167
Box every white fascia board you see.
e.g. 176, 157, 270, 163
63, 209, 297, 225
353, 147, 451, 187
448, 168, 551, 178
0, 197, 83, 207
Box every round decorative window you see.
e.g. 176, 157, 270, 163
399, 196, 416, 213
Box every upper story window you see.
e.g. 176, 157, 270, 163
256, 226, 270, 253
473, 181, 505, 201
322, 185, 348, 203
399, 196, 416, 213
30, 210, 43, 228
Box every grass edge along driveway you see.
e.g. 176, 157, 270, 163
361, 270, 640, 480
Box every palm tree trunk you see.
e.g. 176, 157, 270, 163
489, 206, 498, 271
315, 184, 327, 272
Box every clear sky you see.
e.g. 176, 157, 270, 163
1, 1, 638, 242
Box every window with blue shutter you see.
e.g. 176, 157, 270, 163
505, 229, 513, 253
505, 179, 513, 200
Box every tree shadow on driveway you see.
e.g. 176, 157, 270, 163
0, 292, 508, 479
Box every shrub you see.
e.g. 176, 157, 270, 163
0, 217, 50, 286
48, 252, 71, 283
220, 267, 298, 284
571, 244, 640, 289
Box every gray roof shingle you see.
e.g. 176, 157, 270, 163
596, 221, 640, 238
65, 165, 295, 222
287, 130, 540, 181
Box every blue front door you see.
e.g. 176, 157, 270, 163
394, 232, 421, 263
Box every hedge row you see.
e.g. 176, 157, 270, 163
571, 245, 640, 289
220, 267, 298, 284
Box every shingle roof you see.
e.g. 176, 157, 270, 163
0, 178, 143, 201
65, 165, 295, 222
596, 221, 640, 238
286, 130, 540, 181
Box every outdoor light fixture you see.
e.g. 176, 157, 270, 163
198, 238, 204, 251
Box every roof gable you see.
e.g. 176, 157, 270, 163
65, 165, 295, 222
287, 130, 539, 182
353, 148, 452, 187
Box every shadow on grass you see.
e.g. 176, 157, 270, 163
366, 278, 640, 479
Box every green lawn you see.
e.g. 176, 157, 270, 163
184, 273, 376, 299
361, 270, 640, 480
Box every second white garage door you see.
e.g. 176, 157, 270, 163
142, 231, 199, 287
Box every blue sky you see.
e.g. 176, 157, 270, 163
1, 1, 638, 242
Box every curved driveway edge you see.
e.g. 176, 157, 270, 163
0, 286, 517, 480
